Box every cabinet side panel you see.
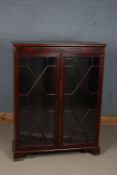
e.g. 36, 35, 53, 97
96, 54, 105, 144
14, 51, 20, 148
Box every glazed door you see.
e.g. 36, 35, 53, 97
62, 54, 100, 146
16, 53, 60, 149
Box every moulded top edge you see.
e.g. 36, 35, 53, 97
12, 41, 107, 47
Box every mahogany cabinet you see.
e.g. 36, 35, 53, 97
13, 42, 106, 159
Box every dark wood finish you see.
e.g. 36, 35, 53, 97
13, 42, 106, 160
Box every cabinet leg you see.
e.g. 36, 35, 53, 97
87, 146, 100, 155
80, 146, 100, 155
13, 152, 26, 161
90, 147, 100, 155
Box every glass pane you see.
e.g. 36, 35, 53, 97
63, 57, 99, 145
18, 56, 57, 147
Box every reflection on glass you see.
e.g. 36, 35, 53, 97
63, 57, 99, 145
19, 57, 57, 146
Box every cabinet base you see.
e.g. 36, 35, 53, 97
13, 146, 100, 160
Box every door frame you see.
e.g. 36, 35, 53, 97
14, 52, 61, 151
60, 52, 103, 148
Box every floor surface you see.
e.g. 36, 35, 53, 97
0, 124, 117, 175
